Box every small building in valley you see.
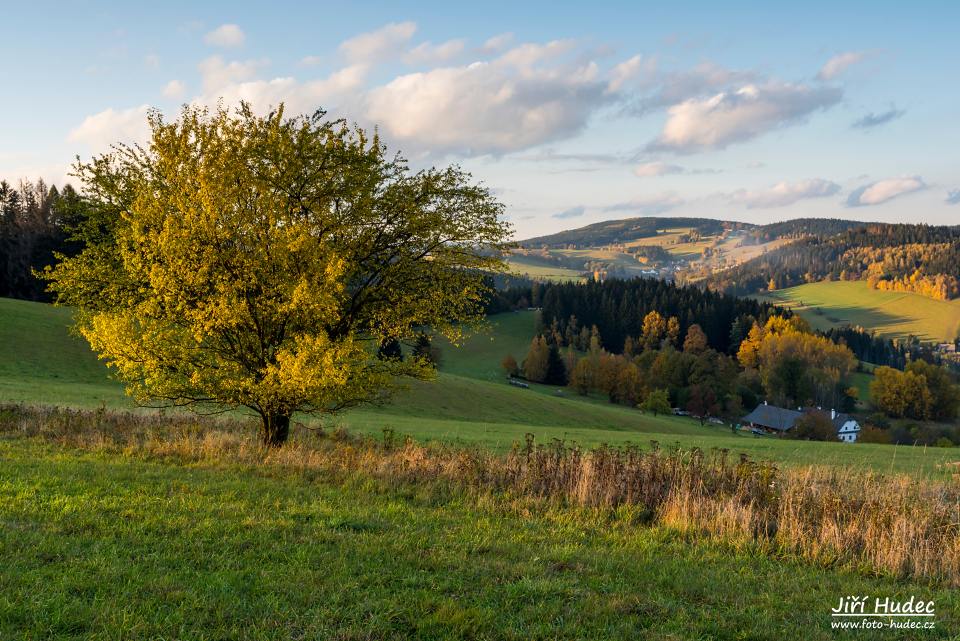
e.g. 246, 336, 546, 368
831, 410, 861, 443
742, 403, 861, 442
741, 403, 803, 434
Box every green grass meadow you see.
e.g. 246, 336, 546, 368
3, 296, 960, 638
2, 297, 958, 478
505, 255, 585, 282
761, 280, 960, 343
4, 439, 957, 640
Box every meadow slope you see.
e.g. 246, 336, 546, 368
3, 436, 957, 640
760, 280, 960, 343
1, 297, 958, 478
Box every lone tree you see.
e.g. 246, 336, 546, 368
45, 104, 512, 445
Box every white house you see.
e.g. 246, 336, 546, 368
742, 403, 861, 442
831, 409, 861, 443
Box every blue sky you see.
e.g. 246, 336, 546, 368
1, 1, 958, 238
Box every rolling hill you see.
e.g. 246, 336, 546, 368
2, 297, 958, 477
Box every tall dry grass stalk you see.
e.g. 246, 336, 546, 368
2, 404, 958, 585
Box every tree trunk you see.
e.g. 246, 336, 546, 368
261, 412, 291, 447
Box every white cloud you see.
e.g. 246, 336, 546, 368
649, 82, 841, 152
162, 80, 186, 99
364, 43, 619, 155
339, 21, 416, 63
144, 54, 160, 69
0, 162, 72, 188
631, 62, 755, 114
728, 178, 840, 208
67, 104, 151, 150
602, 192, 684, 215
633, 161, 684, 177
481, 33, 514, 54
607, 55, 656, 93
300, 55, 323, 66
196, 63, 369, 115
198, 56, 268, 93
403, 39, 466, 66
497, 40, 576, 68
817, 51, 868, 81
204, 24, 246, 48
847, 176, 926, 207
946, 189, 960, 205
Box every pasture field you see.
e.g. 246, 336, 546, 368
3, 436, 957, 640
505, 255, 585, 282
517, 228, 793, 280
760, 280, 960, 343
1, 298, 958, 479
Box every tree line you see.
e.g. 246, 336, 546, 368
707, 223, 960, 301
490, 278, 786, 355
1, 179, 85, 301
503, 313, 861, 431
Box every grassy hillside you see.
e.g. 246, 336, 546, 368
4, 437, 956, 640
505, 255, 585, 282
519, 216, 730, 248
2, 298, 958, 478
760, 280, 960, 343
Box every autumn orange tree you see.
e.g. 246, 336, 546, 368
737, 315, 856, 409
45, 104, 511, 445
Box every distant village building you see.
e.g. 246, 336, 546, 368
742, 402, 861, 442
742, 403, 802, 434
832, 410, 861, 443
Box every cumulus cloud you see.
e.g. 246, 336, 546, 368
629, 62, 755, 114
553, 205, 586, 219
602, 192, 684, 215
198, 56, 269, 93
403, 39, 466, 65
364, 44, 617, 155
633, 161, 684, 177
162, 80, 186, 99
847, 176, 926, 207
68, 104, 152, 150
74, 25, 848, 163
481, 33, 514, 54
204, 24, 246, 48
851, 107, 905, 129
607, 55, 656, 93
945, 189, 960, 205
339, 22, 416, 63
648, 82, 842, 153
817, 51, 869, 81
728, 179, 840, 209
197, 64, 369, 115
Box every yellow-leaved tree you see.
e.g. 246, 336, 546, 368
45, 104, 512, 445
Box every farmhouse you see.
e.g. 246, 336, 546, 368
832, 410, 861, 443
742, 403, 861, 442
742, 403, 802, 434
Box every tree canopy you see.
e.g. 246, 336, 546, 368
45, 104, 511, 445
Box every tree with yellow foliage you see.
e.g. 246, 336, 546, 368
44, 104, 511, 445
737, 315, 856, 408
641, 310, 666, 351
870, 366, 932, 420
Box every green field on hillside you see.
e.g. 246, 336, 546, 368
761, 281, 960, 343
2, 297, 958, 479
505, 255, 585, 282
3, 438, 955, 640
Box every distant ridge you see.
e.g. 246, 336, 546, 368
519, 217, 741, 248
